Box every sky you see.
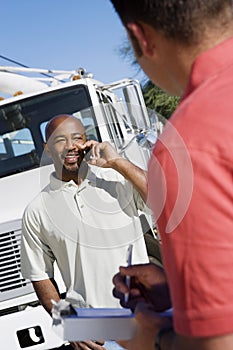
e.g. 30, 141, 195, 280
0, 0, 145, 85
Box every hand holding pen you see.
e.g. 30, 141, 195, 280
113, 262, 172, 312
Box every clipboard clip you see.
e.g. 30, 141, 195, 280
51, 299, 76, 326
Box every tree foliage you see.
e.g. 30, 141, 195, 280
143, 81, 180, 119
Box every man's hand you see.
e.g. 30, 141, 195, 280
81, 140, 148, 202
71, 340, 106, 349
113, 263, 171, 312
125, 301, 173, 350
82, 141, 122, 168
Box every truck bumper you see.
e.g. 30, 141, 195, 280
0, 305, 64, 349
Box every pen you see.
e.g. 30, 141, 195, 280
159, 308, 173, 318
124, 244, 133, 304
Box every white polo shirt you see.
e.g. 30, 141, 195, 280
21, 165, 150, 308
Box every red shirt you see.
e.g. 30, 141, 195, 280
148, 36, 233, 337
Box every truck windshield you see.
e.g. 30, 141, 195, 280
0, 85, 100, 178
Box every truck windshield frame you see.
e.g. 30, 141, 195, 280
0, 85, 100, 178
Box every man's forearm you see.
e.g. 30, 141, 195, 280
108, 157, 148, 202
32, 279, 61, 315
156, 329, 233, 350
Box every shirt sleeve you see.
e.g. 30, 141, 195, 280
130, 182, 151, 213
21, 202, 55, 281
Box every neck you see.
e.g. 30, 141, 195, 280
166, 24, 233, 96
56, 161, 88, 185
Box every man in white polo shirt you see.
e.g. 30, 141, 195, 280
20, 114, 151, 349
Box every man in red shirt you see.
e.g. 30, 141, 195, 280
110, 1, 233, 349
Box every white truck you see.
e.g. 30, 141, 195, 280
0, 66, 162, 349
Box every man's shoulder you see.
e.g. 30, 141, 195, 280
24, 184, 51, 214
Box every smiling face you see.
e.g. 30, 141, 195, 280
45, 115, 87, 182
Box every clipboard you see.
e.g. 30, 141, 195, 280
52, 301, 136, 341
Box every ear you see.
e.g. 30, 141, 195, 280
44, 143, 52, 158
127, 22, 154, 57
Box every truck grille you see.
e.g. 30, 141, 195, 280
0, 224, 33, 302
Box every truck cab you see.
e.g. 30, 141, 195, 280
0, 66, 162, 349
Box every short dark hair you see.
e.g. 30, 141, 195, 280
110, 0, 233, 45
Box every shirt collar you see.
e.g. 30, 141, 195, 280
183, 36, 233, 99
49, 165, 98, 191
